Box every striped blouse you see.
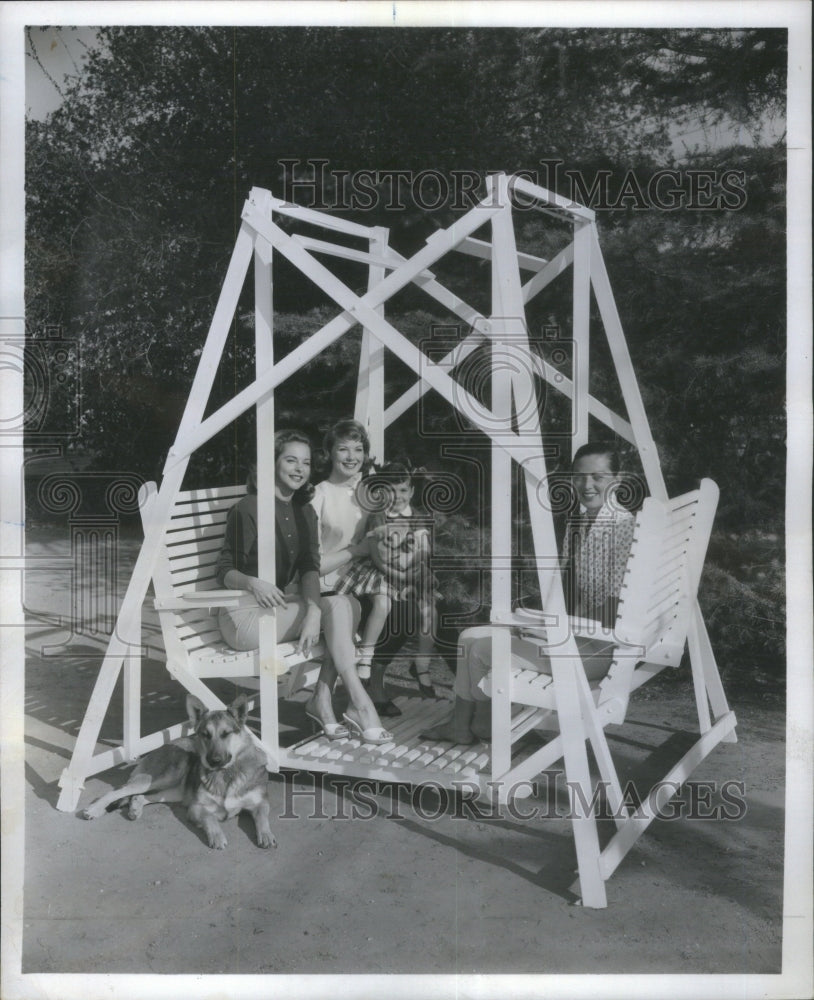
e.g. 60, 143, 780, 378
562, 500, 635, 622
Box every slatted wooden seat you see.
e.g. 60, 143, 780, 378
142, 481, 324, 697
476, 480, 738, 906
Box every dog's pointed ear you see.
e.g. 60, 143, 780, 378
228, 694, 249, 726
186, 694, 207, 726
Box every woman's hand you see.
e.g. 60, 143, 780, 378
297, 605, 322, 656
365, 523, 390, 541
348, 538, 371, 559
247, 577, 289, 608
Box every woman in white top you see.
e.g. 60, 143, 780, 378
309, 419, 392, 744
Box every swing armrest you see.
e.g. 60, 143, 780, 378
517, 617, 643, 652
153, 589, 250, 611
568, 616, 615, 642
498, 612, 642, 653
508, 614, 614, 643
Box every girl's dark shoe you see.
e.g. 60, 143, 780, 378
410, 661, 436, 698
372, 698, 402, 718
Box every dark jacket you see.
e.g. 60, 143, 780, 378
215, 494, 320, 589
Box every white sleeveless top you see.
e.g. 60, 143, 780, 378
311, 477, 369, 590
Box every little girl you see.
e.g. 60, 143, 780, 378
336, 462, 438, 702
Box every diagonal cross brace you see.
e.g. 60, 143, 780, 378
164, 198, 565, 486
163, 195, 504, 471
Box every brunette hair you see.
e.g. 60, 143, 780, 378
246, 429, 315, 503
571, 441, 621, 475
360, 459, 430, 513
376, 460, 412, 484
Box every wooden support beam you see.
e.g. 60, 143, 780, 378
572, 221, 592, 453
482, 185, 522, 797
508, 173, 596, 223
260, 187, 377, 239
688, 609, 736, 738
588, 225, 733, 735
550, 650, 607, 908
488, 178, 516, 623
489, 629, 514, 791
255, 228, 280, 769
355, 227, 388, 461
588, 224, 666, 497
454, 235, 551, 272
597, 710, 738, 881
521, 241, 575, 305
576, 656, 629, 829
57, 223, 256, 811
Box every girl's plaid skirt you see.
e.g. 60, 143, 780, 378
336, 559, 440, 612
335, 559, 400, 600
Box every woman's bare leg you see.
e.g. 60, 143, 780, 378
320, 594, 387, 733
306, 656, 341, 729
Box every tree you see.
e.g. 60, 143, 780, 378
26, 26, 787, 685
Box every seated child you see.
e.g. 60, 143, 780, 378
335, 462, 439, 711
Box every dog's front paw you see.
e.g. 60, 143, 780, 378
257, 829, 278, 849
126, 796, 144, 820
80, 803, 104, 820
207, 829, 228, 850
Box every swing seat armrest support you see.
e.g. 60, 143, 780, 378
153, 589, 249, 611
567, 617, 649, 654
511, 616, 618, 644
568, 616, 614, 641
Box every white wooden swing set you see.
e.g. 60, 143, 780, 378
57, 172, 738, 908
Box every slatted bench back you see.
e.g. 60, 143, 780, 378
162, 483, 247, 593
613, 479, 719, 669
140, 483, 256, 677
477, 480, 720, 717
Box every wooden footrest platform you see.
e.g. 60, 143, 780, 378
278, 695, 544, 794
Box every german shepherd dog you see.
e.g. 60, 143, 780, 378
81, 694, 276, 850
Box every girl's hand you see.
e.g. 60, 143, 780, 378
297, 606, 322, 655
248, 578, 289, 608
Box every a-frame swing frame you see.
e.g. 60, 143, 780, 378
57, 172, 736, 906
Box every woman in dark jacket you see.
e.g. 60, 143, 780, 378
216, 429, 390, 742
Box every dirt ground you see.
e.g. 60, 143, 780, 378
19, 530, 786, 977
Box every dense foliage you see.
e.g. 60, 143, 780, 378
25, 27, 786, 688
